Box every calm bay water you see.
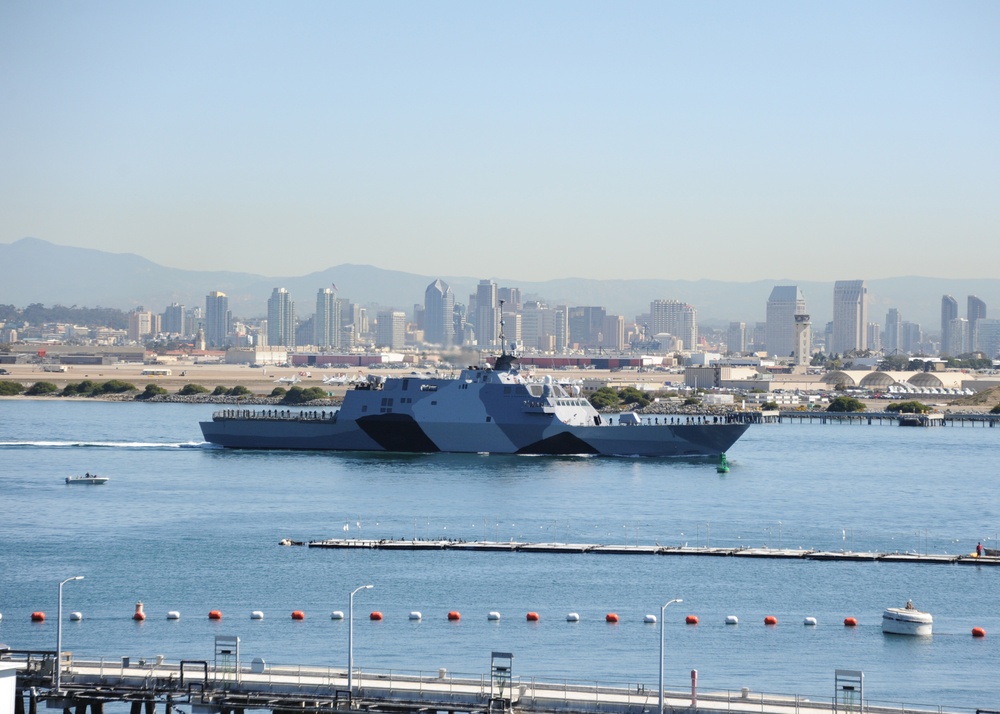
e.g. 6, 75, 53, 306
1, 400, 998, 709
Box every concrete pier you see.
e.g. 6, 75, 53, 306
305, 538, 1000, 565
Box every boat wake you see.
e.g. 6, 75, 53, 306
0, 440, 208, 450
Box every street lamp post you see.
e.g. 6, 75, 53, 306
659, 598, 683, 714
348, 584, 373, 700
55, 576, 84, 694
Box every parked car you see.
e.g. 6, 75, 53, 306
0, 368, 10, 375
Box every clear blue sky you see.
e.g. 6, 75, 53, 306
2, 1, 997, 282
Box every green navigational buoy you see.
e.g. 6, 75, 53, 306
717, 453, 730, 473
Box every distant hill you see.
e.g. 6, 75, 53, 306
2, 237, 998, 333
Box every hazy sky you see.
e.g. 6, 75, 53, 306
2, 2, 998, 282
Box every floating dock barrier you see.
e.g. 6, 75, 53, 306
291, 611, 305, 620
208, 610, 222, 620
409, 611, 422, 620
447, 611, 460, 621
167, 611, 181, 620
804, 617, 817, 626
605, 613, 619, 623
526, 611, 540, 621
844, 617, 857, 627
250, 611, 264, 620
487, 611, 501, 621
331, 610, 344, 620
973, 627, 986, 638
644, 614, 657, 624
370, 611, 383, 621
725, 615, 739, 625
566, 612, 580, 622
133, 602, 146, 621
686, 615, 699, 625
70, 612, 83, 621
31, 612, 44, 622
765, 616, 778, 625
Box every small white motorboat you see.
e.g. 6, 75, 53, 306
66, 473, 109, 485
882, 601, 932, 636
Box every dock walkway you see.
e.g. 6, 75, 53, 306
6, 652, 977, 714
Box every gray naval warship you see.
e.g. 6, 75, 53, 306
199, 352, 751, 458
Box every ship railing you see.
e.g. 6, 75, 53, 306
213, 409, 338, 422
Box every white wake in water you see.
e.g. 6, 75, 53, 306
0, 440, 209, 449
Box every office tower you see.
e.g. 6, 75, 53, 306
976, 319, 1000, 359
267, 288, 296, 349
650, 299, 698, 351
497, 287, 522, 311
568, 306, 607, 348
901, 322, 922, 354
314, 288, 341, 350
204, 291, 231, 348
163, 303, 186, 337
866, 322, 881, 352
941, 295, 958, 355
884, 308, 902, 354
793, 314, 811, 365
968, 296, 987, 352
765, 286, 807, 359
947, 318, 968, 356
727, 322, 746, 355
376, 310, 406, 349
831, 280, 868, 355
127, 307, 154, 342
602, 314, 625, 350
424, 279, 455, 346
475, 280, 499, 348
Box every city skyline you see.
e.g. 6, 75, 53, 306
2, 2, 998, 282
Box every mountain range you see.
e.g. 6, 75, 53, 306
2, 237, 997, 333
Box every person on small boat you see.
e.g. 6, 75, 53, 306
905, 600, 914, 610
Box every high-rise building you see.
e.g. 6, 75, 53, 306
601, 314, 625, 351
941, 295, 958, 355
376, 310, 406, 349
831, 280, 867, 355
901, 322, 922, 354
423, 279, 455, 346
976, 318, 1000, 359
267, 288, 296, 348
765, 286, 807, 359
650, 299, 697, 351
497, 287, 522, 311
727, 322, 746, 355
127, 307, 154, 342
204, 291, 230, 348
163, 303, 186, 337
475, 280, 499, 348
968, 295, 987, 352
314, 288, 341, 350
866, 322, 881, 353
884, 308, 902, 354
568, 306, 607, 348
947, 317, 969, 357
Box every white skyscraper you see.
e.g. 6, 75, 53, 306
314, 287, 341, 350
267, 287, 295, 348
765, 286, 807, 359
831, 280, 868, 355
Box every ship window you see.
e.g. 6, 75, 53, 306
431, 401, 437, 405
402, 379, 409, 390
503, 386, 512, 395
486, 416, 492, 422
361, 405, 368, 413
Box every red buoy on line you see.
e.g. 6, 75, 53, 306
133, 601, 146, 621
844, 617, 858, 627
208, 610, 223, 620
972, 627, 986, 638
369, 611, 383, 621
685, 615, 699, 625
291, 611, 305, 620
447, 611, 461, 621
606, 613, 619, 623
31, 612, 45, 622
526, 612, 540, 621
764, 616, 778, 626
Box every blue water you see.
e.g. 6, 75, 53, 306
1, 400, 998, 709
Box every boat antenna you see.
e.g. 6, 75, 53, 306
493, 299, 517, 372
